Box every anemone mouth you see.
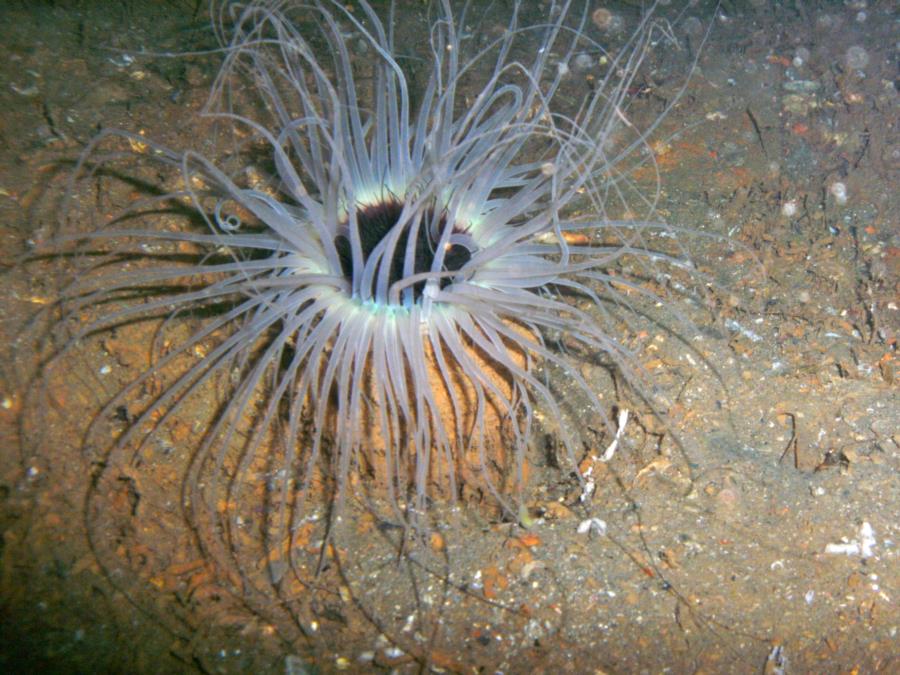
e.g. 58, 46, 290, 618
333, 198, 475, 306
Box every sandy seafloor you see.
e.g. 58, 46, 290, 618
0, 0, 897, 673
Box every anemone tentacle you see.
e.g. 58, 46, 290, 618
54, 0, 700, 563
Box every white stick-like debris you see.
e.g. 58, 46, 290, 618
599, 409, 629, 462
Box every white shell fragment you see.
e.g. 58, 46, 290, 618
824, 521, 876, 558
829, 181, 848, 205
579, 475, 595, 503
577, 518, 608, 536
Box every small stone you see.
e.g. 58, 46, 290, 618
572, 53, 594, 73
783, 79, 820, 93
829, 181, 848, 205
185, 65, 205, 87
781, 199, 799, 217
715, 487, 740, 509
782, 93, 812, 115
792, 47, 811, 68
881, 143, 900, 169
592, 8, 619, 31
844, 45, 869, 70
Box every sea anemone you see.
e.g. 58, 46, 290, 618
51, 0, 694, 575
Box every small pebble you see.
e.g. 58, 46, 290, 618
781, 199, 799, 217
592, 8, 617, 31
572, 53, 594, 73
882, 143, 900, 169
783, 79, 820, 93
829, 181, 848, 205
715, 487, 740, 508
844, 45, 869, 70
792, 47, 810, 68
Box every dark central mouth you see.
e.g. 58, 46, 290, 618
334, 199, 473, 304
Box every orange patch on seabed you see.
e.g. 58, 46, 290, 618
767, 54, 793, 68
508, 532, 542, 549
630, 140, 713, 182
713, 166, 755, 190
